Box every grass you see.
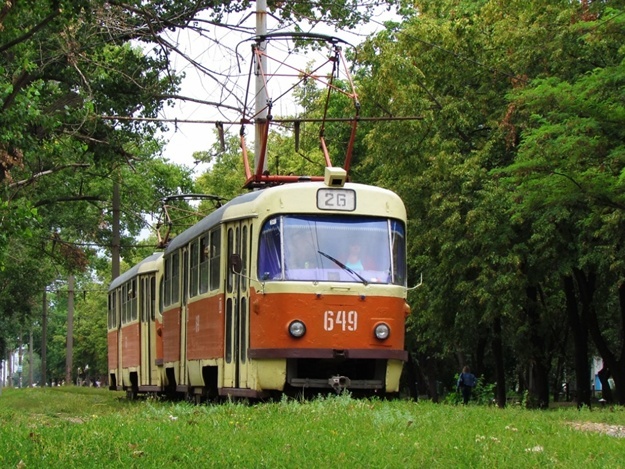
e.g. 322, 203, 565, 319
1, 387, 624, 468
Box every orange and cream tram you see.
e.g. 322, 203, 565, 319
107, 252, 163, 398
108, 167, 409, 400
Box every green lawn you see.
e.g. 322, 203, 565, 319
1, 387, 623, 468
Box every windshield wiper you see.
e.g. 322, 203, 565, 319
317, 251, 368, 286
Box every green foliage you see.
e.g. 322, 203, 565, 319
0, 0, 203, 343
0, 200, 39, 270
354, 0, 625, 405
267, 0, 400, 31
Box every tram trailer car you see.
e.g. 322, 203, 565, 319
107, 252, 164, 397
108, 170, 410, 400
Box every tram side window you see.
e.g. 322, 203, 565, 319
189, 240, 199, 297
199, 234, 209, 294
390, 220, 407, 286
159, 277, 164, 314
241, 225, 248, 291
209, 228, 221, 291
150, 275, 156, 321
131, 278, 138, 321
141, 276, 153, 322
121, 283, 129, 324
108, 292, 116, 329
164, 256, 171, 306
120, 284, 126, 324
227, 228, 234, 294
140, 278, 146, 322
164, 252, 180, 307
123, 279, 137, 322
171, 251, 180, 303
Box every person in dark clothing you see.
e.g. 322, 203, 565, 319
457, 365, 477, 404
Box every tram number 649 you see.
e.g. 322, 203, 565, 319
324, 310, 358, 332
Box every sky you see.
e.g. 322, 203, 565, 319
152, 5, 397, 173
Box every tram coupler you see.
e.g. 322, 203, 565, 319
329, 375, 351, 394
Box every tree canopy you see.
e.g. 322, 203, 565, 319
352, 0, 625, 406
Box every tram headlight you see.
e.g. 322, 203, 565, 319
288, 320, 306, 338
374, 323, 390, 340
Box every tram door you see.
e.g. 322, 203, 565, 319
109, 291, 122, 390
223, 220, 252, 390
139, 274, 157, 386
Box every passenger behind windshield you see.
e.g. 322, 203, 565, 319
285, 232, 318, 270
344, 241, 365, 271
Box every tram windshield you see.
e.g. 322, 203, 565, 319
258, 215, 406, 285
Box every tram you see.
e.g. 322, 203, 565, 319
107, 167, 409, 399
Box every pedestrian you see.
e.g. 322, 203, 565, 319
457, 365, 477, 404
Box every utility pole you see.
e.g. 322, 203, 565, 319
41, 289, 48, 386
17, 333, 22, 388
65, 274, 74, 385
7, 348, 12, 388
254, 0, 268, 174
29, 330, 33, 387
112, 176, 121, 281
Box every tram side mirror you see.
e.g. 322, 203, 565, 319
229, 254, 242, 274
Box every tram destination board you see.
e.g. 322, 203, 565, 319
316, 188, 356, 211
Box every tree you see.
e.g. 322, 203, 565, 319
353, 0, 625, 407
503, 9, 625, 403
355, 0, 522, 406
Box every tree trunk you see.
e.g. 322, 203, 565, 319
408, 349, 430, 397
41, 289, 48, 386
422, 354, 439, 403
18, 333, 23, 388
112, 178, 121, 281
576, 271, 625, 405
525, 286, 550, 409
611, 365, 625, 405
476, 336, 487, 376
492, 315, 507, 408
563, 274, 591, 408
65, 274, 74, 386
552, 356, 564, 403
528, 360, 550, 409
403, 351, 419, 400
6, 348, 12, 388
576, 269, 625, 405
29, 331, 33, 387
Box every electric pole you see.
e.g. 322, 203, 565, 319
65, 274, 74, 385
255, 0, 268, 174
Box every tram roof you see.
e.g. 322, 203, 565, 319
109, 252, 163, 291
165, 190, 263, 254
164, 182, 405, 255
